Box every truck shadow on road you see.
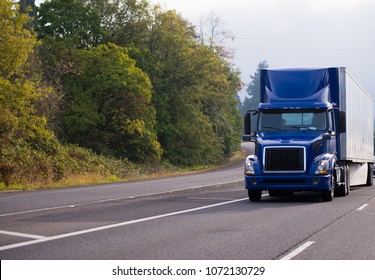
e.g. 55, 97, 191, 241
253, 187, 367, 204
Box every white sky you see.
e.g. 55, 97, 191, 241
150, 0, 375, 102
35, 0, 375, 103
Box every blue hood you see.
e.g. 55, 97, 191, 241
257, 131, 324, 145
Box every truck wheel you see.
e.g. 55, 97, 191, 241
322, 175, 335, 202
322, 189, 333, 202
248, 190, 262, 202
335, 165, 349, 197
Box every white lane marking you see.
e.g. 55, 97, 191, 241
356, 204, 369, 211
0, 205, 76, 218
280, 241, 315, 260
0, 197, 248, 252
188, 197, 236, 201
0, 180, 244, 218
0, 230, 45, 239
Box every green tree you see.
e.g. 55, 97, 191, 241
36, 0, 109, 136
0, 0, 57, 184
0, 0, 50, 143
80, 0, 152, 47
37, 0, 107, 49
240, 60, 269, 116
18, 0, 36, 28
134, 10, 241, 165
200, 51, 242, 157
61, 43, 161, 162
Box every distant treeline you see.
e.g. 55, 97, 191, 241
0, 0, 242, 187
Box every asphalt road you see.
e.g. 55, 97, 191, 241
1, 145, 375, 260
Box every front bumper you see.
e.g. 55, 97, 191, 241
245, 174, 332, 191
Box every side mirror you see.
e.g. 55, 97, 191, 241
338, 110, 346, 134
243, 110, 258, 141
244, 112, 251, 135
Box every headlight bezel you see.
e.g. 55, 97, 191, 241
314, 157, 331, 175
245, 156, 258, 175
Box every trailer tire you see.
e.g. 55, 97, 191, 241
345, 165, 350, 195
366, 163, 373, 186
248, 190, 262, 202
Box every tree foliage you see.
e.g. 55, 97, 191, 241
0, 0, 55, 184
80, 0, 152, 47
61, 43, 161, 162
36, 0, 242, 166
37, 0, 107, 49
0, 0, 50, 143
135, 10, 241, 165
239, 60, 269, 116
1, 0, 244, 188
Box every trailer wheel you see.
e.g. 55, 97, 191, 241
248, 190, 262, 202
366, 163, 373, 186
345, 165, 350, 195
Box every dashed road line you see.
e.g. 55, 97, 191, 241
0, 230, 45, 239
356, 204, 369, 211
280, 241, 315, 260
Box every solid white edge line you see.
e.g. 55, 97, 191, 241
280, 241, 315, 260
0, 197, 248, 252
0, 230, 45, 239
356, 204, 369, 211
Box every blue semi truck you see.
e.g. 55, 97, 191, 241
243, 67, 373, 202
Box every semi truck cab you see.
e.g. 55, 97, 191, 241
243, 67, 373, 202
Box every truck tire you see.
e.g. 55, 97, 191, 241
322, 174, 335, 202
322, 189, 333, 202
248, 190, 262, 202
335, 165, 349, 197
366, 163, 373, 186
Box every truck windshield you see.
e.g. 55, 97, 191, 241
259, 109, 328, 131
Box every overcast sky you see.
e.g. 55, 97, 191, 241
35, 0, 375, 103
150, 0, 375, 101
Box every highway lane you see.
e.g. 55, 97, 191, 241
0, 145, 252, 217
1, 173, 375, 259
0, 162, 244, 216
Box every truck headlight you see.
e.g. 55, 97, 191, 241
245, 158, 255, 175
315, 159, 330, 175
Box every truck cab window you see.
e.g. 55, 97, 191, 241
259, 110, 327, 131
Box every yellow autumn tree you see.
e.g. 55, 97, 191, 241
0, 0, 56, 184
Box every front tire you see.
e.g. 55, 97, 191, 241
322, 172, 335, 202
322, 189, 333, 202
248, 189, 262, 202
